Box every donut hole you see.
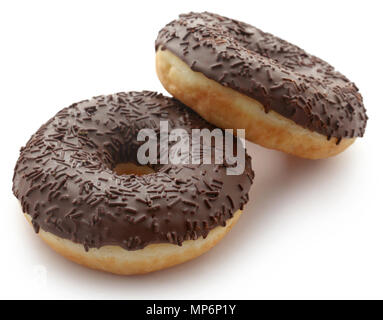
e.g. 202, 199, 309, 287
113, 162, 155, 176
106, 142, 158, 176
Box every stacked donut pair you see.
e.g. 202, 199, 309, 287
13, 12, 367, 275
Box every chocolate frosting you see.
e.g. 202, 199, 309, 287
12, 91, 254, 251
155, 12, 368, 140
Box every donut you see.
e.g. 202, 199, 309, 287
155, 12, 368, 159
12, 91, 254, 275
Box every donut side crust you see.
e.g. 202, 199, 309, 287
156, 49, 355, 159
24, 209, 242, 275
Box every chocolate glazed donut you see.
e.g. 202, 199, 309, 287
13, 91, 254, 275
155, 12, 368, 159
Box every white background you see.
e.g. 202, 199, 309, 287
1, 0, 382, 299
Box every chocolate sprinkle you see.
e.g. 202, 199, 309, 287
12, 91, 254, 251
155, 12, 368, 138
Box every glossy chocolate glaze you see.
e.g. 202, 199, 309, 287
13, 91, 254, 251
156, 12, 368, 140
